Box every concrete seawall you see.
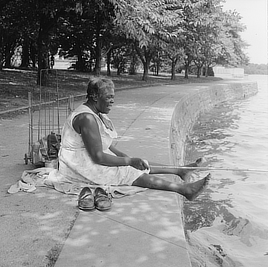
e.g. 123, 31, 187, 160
169, 80, 258, 208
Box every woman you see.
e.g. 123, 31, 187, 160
58, 77, 210, 210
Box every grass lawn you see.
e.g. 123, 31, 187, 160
0, 68, 222, 114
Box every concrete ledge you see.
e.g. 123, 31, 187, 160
55, 80, 257, 267
169, 81, 258, 167
169, 81, 258, 219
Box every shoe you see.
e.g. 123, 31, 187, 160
78, 187, 95, 211
94, 187, 112, 211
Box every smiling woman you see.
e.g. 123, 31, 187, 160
58, 76, 148, 185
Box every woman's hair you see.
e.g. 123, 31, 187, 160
86, 77, 114, 99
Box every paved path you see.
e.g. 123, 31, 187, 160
0, 79, 240, 267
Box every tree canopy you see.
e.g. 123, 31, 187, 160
0, 0, 250, 83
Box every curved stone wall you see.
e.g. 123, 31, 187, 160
169, 81, 258, 168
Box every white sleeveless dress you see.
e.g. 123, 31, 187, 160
58, 104, 148, 185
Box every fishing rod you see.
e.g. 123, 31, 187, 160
152, 165, 268, 173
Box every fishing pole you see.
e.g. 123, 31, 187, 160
152, 166, 268, 173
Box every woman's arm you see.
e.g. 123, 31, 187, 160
73, 113, 148, 170
109, 145, 129, 157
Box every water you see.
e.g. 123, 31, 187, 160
184, 75, 268, 267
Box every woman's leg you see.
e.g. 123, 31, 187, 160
132, 173, 210, 201
149, 158, 205, 180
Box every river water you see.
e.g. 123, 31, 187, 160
184, 75, 268, 267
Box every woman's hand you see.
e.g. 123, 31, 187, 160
129, 158, 149, 171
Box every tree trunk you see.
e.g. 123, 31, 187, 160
75, 42, 85, 71
76, 52, 84, 71
35, 1, 58, 84
171, 58, 177, 80
134, 44, 153, 81
0, 58, 3, 70
37, 29, 50, 86
94, 14, 102, 76
94, 42, 101, 76
156, 60, 160, 76
88, 58, 93, 72
129, 52, 138, 75
30, 41, 37, 68
205, 65, 208, 77
117, 67, 120, 75
142, 61, 149, 81
106, 49, 111, 76
197, 65, 201, 78
184, 63, 189, 79
4, 43, 12, 68
21, 38, 30, 68
1, 49, 12, 69
129, 44, 140, 75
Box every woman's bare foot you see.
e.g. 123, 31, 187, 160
177, 158, 205, 180
181, 173, 211, 201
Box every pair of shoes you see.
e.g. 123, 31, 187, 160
78, 187, 112, 211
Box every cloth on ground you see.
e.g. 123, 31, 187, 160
7, 167, 147, 198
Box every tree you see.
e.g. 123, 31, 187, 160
167, 45, 185, 80
103, 30, 129, 76
83, 0, 116, 75
216, 9, 249, 67
179, 0, 248, 78
57, 0, 116, 75
34, 0, 73, 85
110, 46, 128, 75
191, 0, 224, 77
2, 0, 79, 84
57, 7, 95, 72
0, 0, 23, 69
110, 0, 184, 80
244, 63, 268, 75
0, 0, 250, 85
134, 42, 157, 81
128, 43, 140, 75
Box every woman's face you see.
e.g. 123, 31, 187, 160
96, 87, 115, 114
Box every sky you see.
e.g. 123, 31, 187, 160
223, 0, 267, 64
